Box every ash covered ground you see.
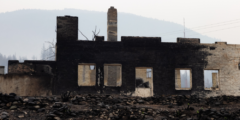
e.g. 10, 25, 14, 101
1, 92, 240, 120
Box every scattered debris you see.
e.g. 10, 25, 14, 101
0, 92, 240, 119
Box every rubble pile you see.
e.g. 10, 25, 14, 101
0, 92, 240, 120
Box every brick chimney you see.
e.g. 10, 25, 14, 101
107, 6, 117, 41
57, 15, 78, 42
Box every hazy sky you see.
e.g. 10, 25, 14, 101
1, 0, 240, 44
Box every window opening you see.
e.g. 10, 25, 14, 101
204, 70, 219, 89
104, 64, 122, 86
180, 70, 190, 88
134, 67, 154, 97
175, 68, 192, 90
78, 64, 96, 86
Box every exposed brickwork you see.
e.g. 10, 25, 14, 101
107, 6, 117, 41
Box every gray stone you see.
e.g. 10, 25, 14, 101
34, 105, 40, 109
1, 112, 9, 116
23, 98, 29, 102
10, 105, 17, 110
54, 117, 61, 120
53, 102, 62, 108
0, 115, 7, 119
109, 113, 114, 118
12, 101, 18, 105
181, 114, 186, 117
18, 114, 24, 118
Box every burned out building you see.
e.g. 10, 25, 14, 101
1, 7, 240, 98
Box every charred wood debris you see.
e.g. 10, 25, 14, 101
0, 92, 240, 119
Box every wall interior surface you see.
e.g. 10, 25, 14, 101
104, 65, 121, 87
134, 68, 153, 97
0, 74, 52, 96
78, 64, 96, 86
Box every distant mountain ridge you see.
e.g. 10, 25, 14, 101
0, 9, 220, 59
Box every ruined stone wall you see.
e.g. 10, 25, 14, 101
8, 60, 56, 75
199, 42, 240, 97
0, 74, 52, 96
55, 33, 212, 96
55, 15, 240, 97
8, 63, 33, 74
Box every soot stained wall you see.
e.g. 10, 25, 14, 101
54, 32, 211, 95
0, 74, 52, 96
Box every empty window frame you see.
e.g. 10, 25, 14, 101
204, 70, 219, 90
175, 68, 192, 90
134, 67, 154, 97
78, 64, 96, 86
104, 64, 122, 86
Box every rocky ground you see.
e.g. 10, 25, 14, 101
1, 92, 240, 120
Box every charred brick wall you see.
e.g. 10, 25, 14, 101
107, 6, 117, 41
177, 38, 200, 44
54, 15, 240, 97
57, 16, 78, 43
54, 29, 211, 95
